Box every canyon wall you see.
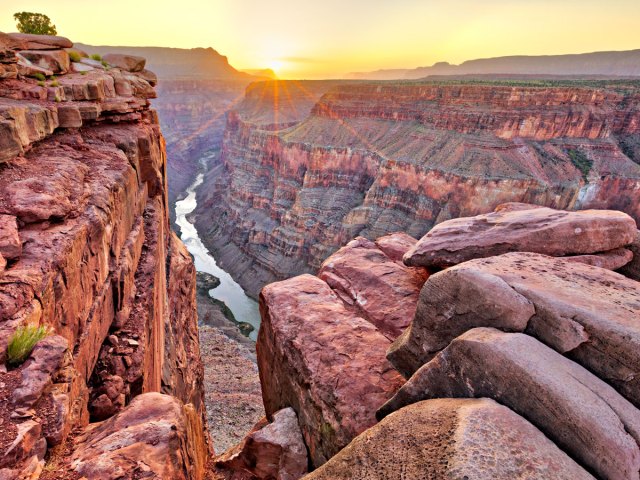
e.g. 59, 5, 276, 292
0, 33, 209, 478
194, 79, 640, 297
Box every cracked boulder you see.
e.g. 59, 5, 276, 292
380, 328, 640, 480
71, 392, 208, 480
403, 203, 638, 268
388, 252, 640, 409
308, 398, 594, 480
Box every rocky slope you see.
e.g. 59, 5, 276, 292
255, 203, 640, 478
194, 78, 640, 297
0, 33, 210, 478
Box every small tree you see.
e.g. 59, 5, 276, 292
13, 12, 57, 35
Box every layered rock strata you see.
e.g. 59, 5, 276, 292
195, 79, 640, 297
0, 33, 209, 478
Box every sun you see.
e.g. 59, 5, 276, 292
267, 60, 284, 75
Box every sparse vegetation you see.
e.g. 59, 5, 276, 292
568, 149, 593, 181
68, 50, 82, 62
33, 72, 46, 82
80, 71, 87, 75
13, 11, 57, 35
101, 60, 109, 68
50, 80, 60, 87
54, 95, 61, 102
7, 324, 50, 366
90, 54, 102, 61
37, 80, 45, 87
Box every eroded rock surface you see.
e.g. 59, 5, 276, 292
0, 34, 209, 479
71, 393, 208, 480
380, 328, 640, 480
403, 203, 637, 267
307, 398, 594, 480
387, 252, 640, 409
621, 230, 640, 281
215, 407, 308, 480
317, 235, 428, 340
258, 274, 404, 467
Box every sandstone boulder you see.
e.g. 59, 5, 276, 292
12, 335, 68, 409
103, 53, 146, 72
15, 57, 53, 78
620, 230, 640, 281
138, 68, 158, 86
388, 253, 640, 408
0, 253, 5, 275
374, 232, 420, 262
380, 328, 640, 480
216, 407, 308, 480
318, 237, 428, 340
307, 398, 594, 480
0, 215, 21, 260
565, 246, 633, 270
18, 50, 70, 74
403, 203, 638, 268
8, 33, 73, 50
71, 393, 207, 480
0, 420, 45, 470
56, 104, 82, 128
258, 274, 404, 467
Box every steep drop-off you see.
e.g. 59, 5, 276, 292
194, 79, 640, 297
0, 33, 209, 478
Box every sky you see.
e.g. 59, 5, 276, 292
1, 0, 640, 79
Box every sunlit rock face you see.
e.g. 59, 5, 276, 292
194, 79, 640, 297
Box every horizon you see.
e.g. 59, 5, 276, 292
2, 0, 640, 78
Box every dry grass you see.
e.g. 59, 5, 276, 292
7, 324, 50, 366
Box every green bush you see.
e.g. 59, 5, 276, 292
7, 324, 50, 366
37, 80, 45, 86
90, 54, 102, 61
568, 149, 593, 181
101, 60, 109, 68
34, 72, 46, 82
49, 76, 60, 87
68, 51, 82, 62
14, 12, 57, 35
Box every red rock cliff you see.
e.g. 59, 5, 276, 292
0, 33, 209, 479
194, 79, 640, 297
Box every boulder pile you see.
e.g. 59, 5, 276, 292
256, 203, 640, 478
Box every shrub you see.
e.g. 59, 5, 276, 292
54, 95, 61, 102
568, 149, 593, 181
50, 79, 60, 87
90, 54, 102, 61
101, 60, 109, 68
33, 72, 46, 81
80, 71, 87, 76
37, 80, 45, 86
68, 50, 82, 62
7, 324, 50, 366
14, 11, 57, 35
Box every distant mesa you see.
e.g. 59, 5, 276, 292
74, 43, 265, 81
242, 68, 277, 79
349, 49, 640, 79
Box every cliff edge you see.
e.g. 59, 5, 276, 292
0, 32, 210, 479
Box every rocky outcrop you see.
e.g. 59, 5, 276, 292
194, 79, 640, 298
71, 393, 208, 480
403, 203, 637, 267
307, 398, 594, 480
257, 233, 427, 467
621, 230, 640, 280
0, 33, 209, 478
380, 328, 640, 480
215, 407, 308, 480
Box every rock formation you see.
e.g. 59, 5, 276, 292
255, 204, 640, 478
0, 33, 210, 478
306, 399, 594, 480
194, 78, 640, 298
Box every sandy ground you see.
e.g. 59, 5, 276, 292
198, 325, 265, 454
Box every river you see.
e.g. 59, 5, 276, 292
174, 173, 261, 341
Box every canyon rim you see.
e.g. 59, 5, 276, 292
1, 2, 640, 479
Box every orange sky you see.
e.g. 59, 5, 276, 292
2, 0, 639, 79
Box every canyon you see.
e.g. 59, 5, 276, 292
2, 30, 640, 480
194, 78, 640, 297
